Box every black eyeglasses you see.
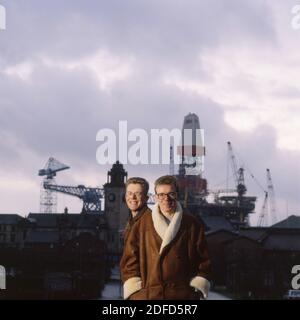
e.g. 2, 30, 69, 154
125, 191, 144, 198
156, 192, 177, 200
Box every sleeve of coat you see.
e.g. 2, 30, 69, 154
189, 220, 212, 299
119, 220, 142, 299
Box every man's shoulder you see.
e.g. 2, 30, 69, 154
141, 206, 152, 218
134, 206, 151, 222
134, 207, 152, 226
144, 206, 152, 215
141, 207, 152, 221
182, 211, 205, 228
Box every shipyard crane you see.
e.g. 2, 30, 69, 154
257, 168, 277, 227
44, 184, 104, 213
39, 157, 70, 213
258, 191, 269, 227
266, 168, 277, 225
227, 141, 247, 197
223, 142, 257, 227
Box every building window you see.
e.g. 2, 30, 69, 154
10, 234, 16, 242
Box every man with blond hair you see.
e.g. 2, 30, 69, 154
120, 175, 211, 300
123, 177, 151, 244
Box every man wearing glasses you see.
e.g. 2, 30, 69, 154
120, 175, 211, 300
123, 177, 151, 244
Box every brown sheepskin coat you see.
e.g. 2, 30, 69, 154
120, 202, 211, 300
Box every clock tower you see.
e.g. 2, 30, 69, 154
104, 161, 128, 259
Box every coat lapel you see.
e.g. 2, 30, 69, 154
152, 201, 183, 254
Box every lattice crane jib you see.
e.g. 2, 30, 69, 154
44, 184, 104, 213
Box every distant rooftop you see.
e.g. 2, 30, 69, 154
0, 214, 25, 225
27, 213, 106, 229
201, 215, 234, 233
27, 213, 58, 227
238, 228, 268, 241
263, 233, 300, 251
270, 215, 300, 229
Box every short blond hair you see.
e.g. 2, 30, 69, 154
125, 177, 149, 195
154, 175, 178, 193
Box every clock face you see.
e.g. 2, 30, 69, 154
108, 193, 116, 202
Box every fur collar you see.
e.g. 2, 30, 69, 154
152, 201, 183, 254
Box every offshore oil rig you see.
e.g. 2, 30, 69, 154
174, 113, 257, 230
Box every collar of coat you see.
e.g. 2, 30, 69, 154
128, 205, 149, 224
152, 201, 183, 254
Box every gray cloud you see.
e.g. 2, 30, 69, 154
1, 0, 276, 65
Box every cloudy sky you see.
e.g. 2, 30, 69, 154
0, 0, 299, 226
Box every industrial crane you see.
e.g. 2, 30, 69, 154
44, 184, 104, 213
39, 158, 105, 214
221, 142, 256, 227
257, 168, 277, 227
267, 168, 277, 224
258, 191, 269, 227
227, 141, 247, 197
39, 157, 70, 213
